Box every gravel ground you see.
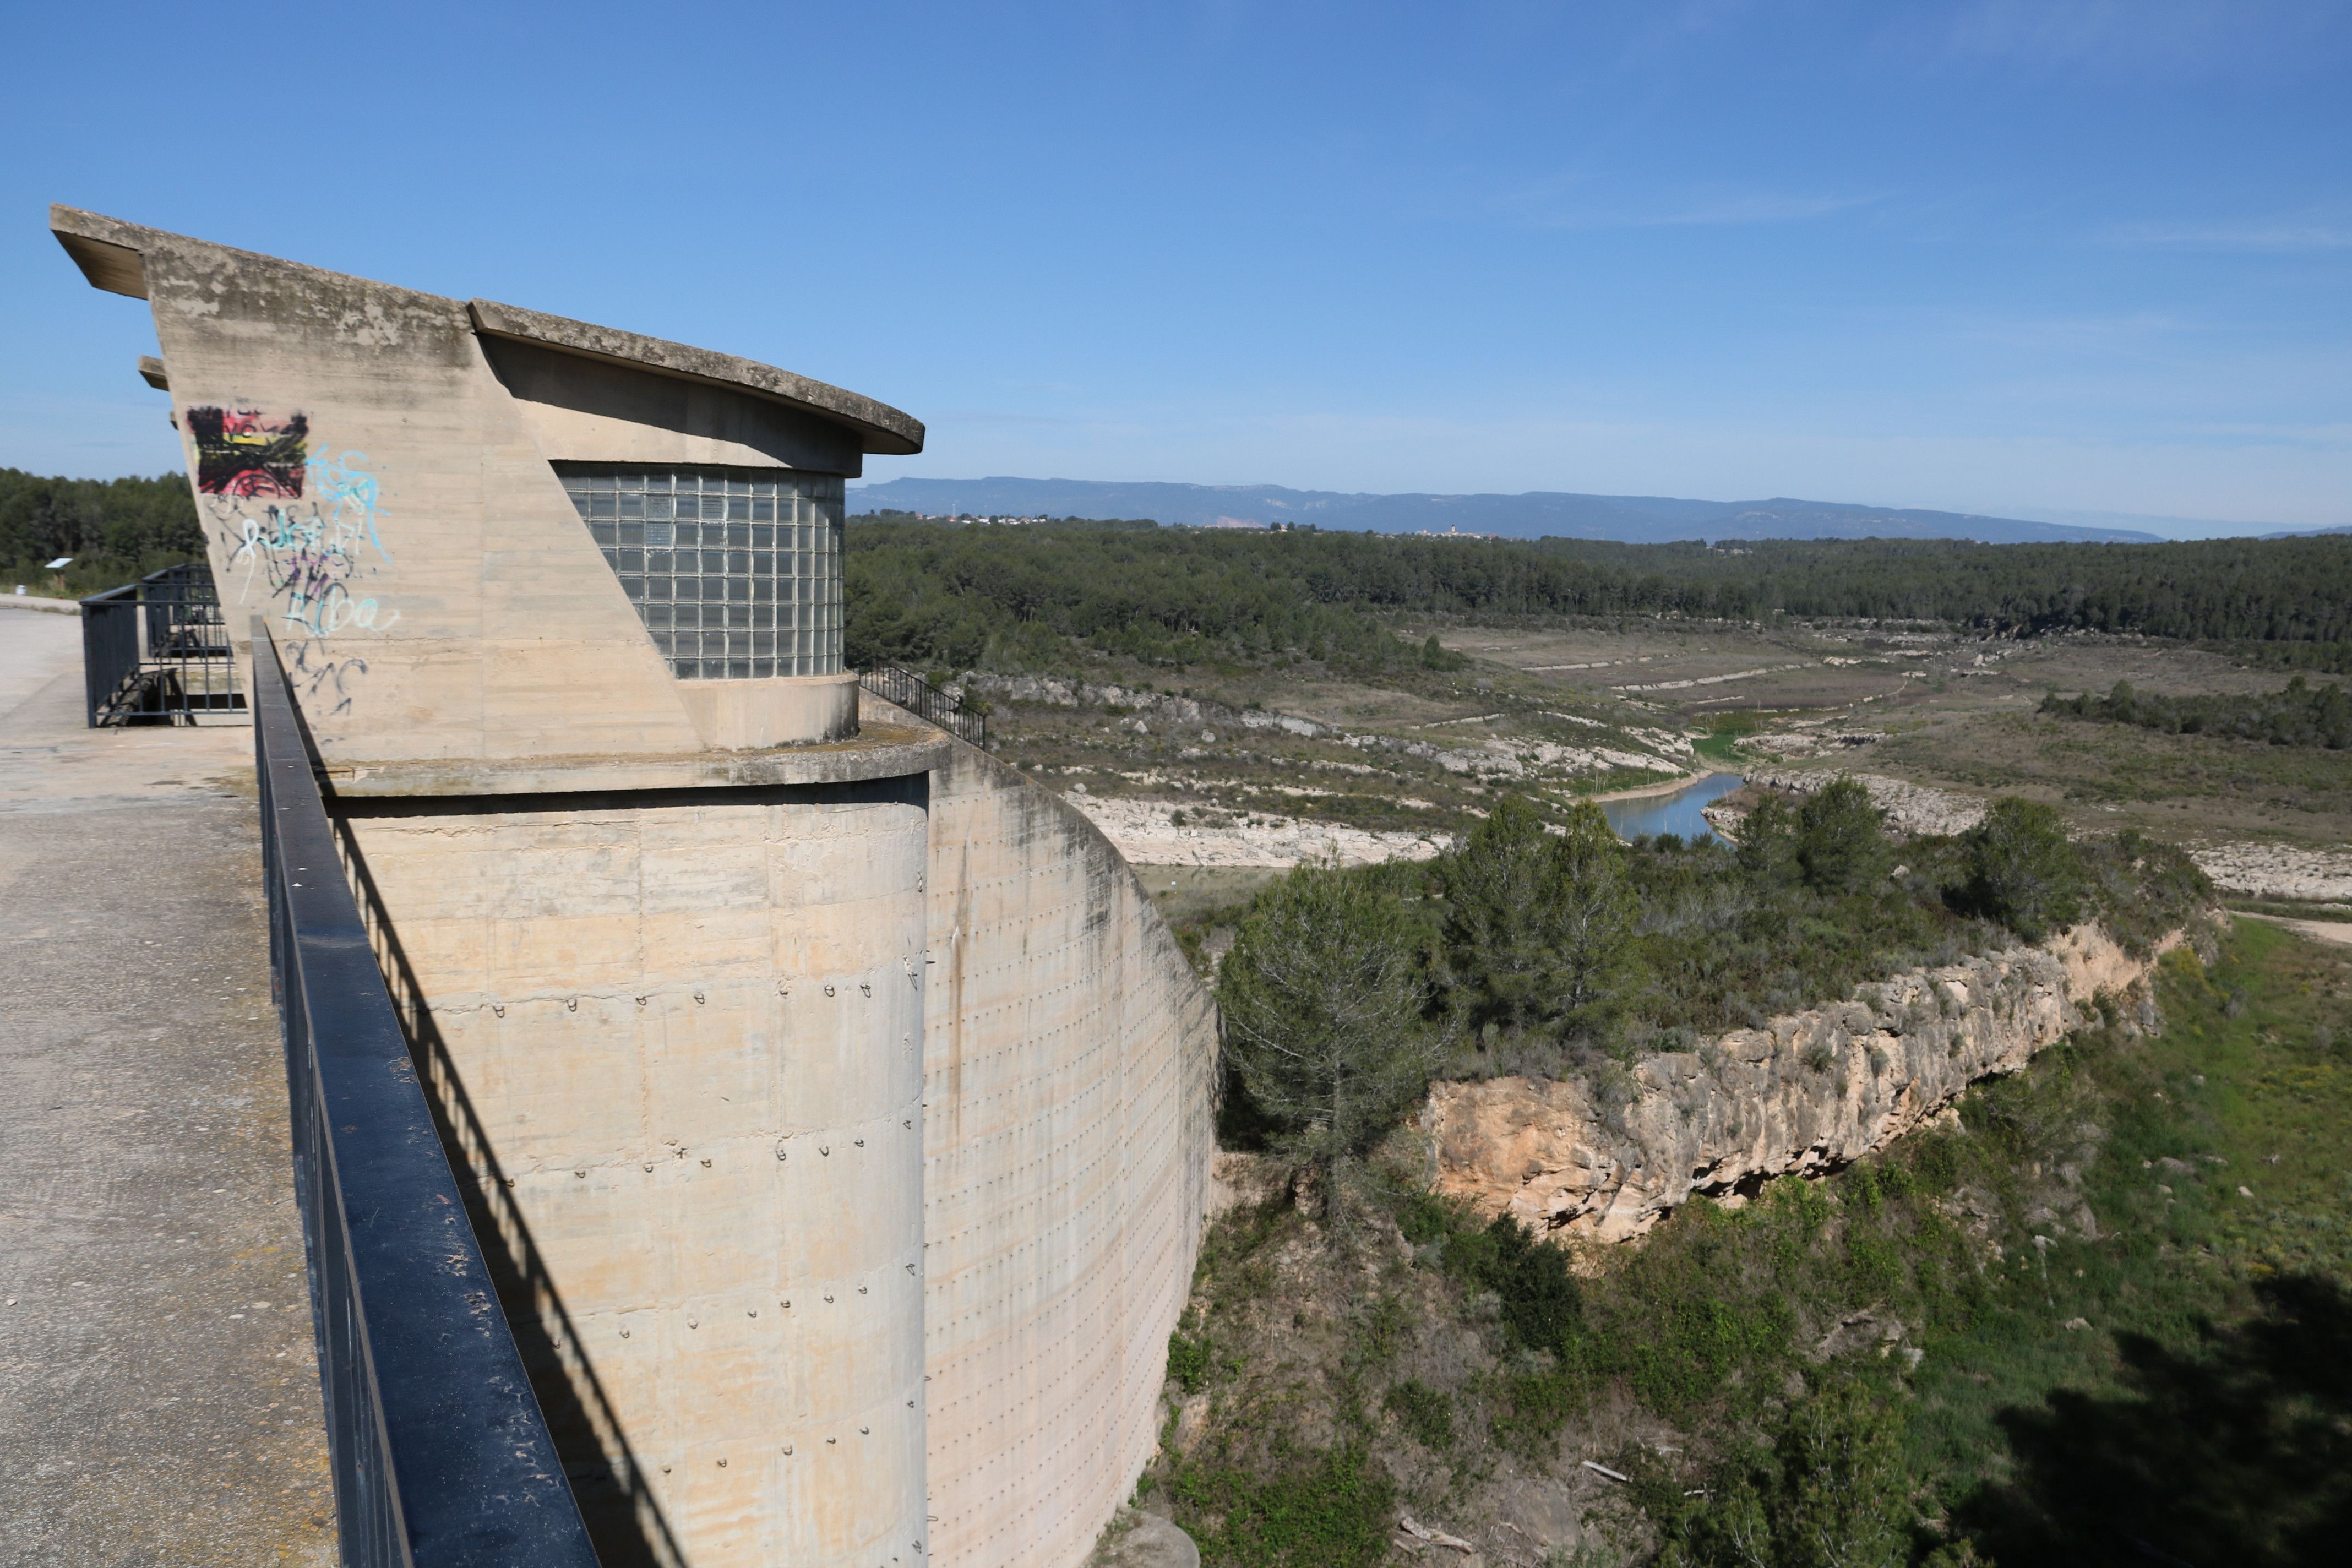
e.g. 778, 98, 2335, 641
0, 613, 335, 1566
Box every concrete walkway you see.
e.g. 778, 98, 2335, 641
0, 612, 335, 1565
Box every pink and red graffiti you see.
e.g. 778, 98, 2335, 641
188, 406, 309, 498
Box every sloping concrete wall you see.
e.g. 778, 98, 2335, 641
911, 719, 1219, 1568
122, 219, 703, 763
50, 206, 901, 764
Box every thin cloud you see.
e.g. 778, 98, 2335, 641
2105, 217, 2352, 252
1496, 181, 1875, 232
1914, 0, 2347, 75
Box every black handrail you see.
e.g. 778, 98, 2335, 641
255, 622, 601, 1568
860, 665, 987, 747
81, 580, 142, 724
81, 562, 241, 726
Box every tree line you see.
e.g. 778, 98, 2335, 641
0, 467, 202, 590
845, 516, 2352, 673
2042, 676, 2351, 750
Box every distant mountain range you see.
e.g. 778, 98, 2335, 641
845, 478, 2164, 544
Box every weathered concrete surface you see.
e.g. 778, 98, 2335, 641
0, 611, 334, 1564
916, 714, 1219, 1568
338, 767, 934, 1568
48, 208, 1217, 1568
51, 205, 921, 764
1425, 924, 2181, 1244
468, 297, 924, 456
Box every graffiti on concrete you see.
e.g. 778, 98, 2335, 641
283, 642, 372, 718
188, 407, 309, 498
308, 447, 392, 562
182, 420, 399, 717
208, 443, 399, 718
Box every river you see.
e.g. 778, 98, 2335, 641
1600, 771, 1746, 845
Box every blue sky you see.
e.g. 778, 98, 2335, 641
4, 1, 2346, 533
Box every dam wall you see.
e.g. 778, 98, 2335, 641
55, 207, 1221, 1568
912, 716, 1220, 1568
338, 774, 936, 1566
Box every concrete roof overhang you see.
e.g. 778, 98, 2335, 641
466, 298, 922, 456
49, 205, 924, 458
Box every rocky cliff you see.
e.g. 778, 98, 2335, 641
1422, 924, 2181, 1244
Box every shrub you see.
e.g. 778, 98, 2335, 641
1383, 1379, 1455, 1450
1442, 795, 1635, 1035
1795, 777, 1890, 894
1960, 797, 2084, 943
1419, 634, 1468, 671
1658, 1376, 1912, 1568
1218, 865, 1444, 1211
1168, 1327, 1212, 1393
1443, 1212, 1583, 1355
1172, 1446, 1396, 1568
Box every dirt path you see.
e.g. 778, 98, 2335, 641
2236, 911, 2352, 950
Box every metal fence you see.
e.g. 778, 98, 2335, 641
859, 665, 987, 747
81, 562, 243, 726
254, 623, 601, 1568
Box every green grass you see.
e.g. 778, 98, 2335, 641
1168, 1446, 1396, 1568
1692, 712, 1766, 767
1692, 731, 1747, 766
1593, 919, 2352, 1561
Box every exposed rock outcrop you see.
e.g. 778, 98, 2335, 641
1740, 767, 1988, 837
2179, 841, 2352, 902
959, 672, 1693, 781
1422, 923, 2181, 1244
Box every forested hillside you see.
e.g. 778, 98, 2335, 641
844, 517, 2352, 673
0, 467, 201, 590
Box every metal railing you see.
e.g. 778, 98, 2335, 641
81, 562, 243, 726
254, 623, 601, 1568
860, 665, 987, 747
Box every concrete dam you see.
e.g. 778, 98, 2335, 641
47, 206, 1218, 1568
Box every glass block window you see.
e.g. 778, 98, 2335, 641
558, 466, 845, 680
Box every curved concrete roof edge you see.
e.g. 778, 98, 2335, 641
47, 204, 925, 458
467, 299, 923, 456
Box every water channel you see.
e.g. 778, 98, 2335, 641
1599, 771, 1746, 845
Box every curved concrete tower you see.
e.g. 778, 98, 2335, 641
54, 206, 1219, 1568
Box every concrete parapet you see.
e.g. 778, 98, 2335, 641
681, 671, 863, 750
